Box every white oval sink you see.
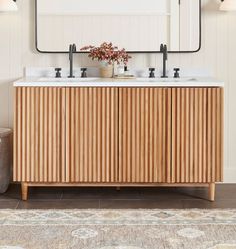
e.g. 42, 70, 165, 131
39, 77, 100, 82
136, 77, 196, 82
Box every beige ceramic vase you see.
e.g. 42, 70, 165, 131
99, 63, 114, 78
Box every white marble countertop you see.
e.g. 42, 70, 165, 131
14, 77, 224, 87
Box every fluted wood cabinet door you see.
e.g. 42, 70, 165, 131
171, 88, 224, 183
118, 88, 172, 183
14, 86, 224, 186
14, 87, 66, 183
64, 88, 119, 183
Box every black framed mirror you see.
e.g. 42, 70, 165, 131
35, 0, 201, 53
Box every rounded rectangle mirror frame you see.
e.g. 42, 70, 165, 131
35, 0, 201, 54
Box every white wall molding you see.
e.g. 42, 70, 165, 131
224, 168, 236, 183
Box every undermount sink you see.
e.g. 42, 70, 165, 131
136, 77, 197, 82
37, 77, 197, 84
39, 77, 100, 82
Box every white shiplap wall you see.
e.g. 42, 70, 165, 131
0, 0, 236, 182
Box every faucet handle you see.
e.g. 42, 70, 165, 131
149, 68, 155, 78
160, 44, 164, 51
72, 44, 77, 52
55, 68, 62, 78
81, 68, 87, 78
173, 68, 180, 78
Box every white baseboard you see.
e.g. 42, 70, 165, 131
224, 168, 236, 183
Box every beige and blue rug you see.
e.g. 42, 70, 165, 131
0, 209, 236, 249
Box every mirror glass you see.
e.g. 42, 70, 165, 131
36, 0, 201, 53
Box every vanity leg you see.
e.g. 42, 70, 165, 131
208, 183, 215, 202
21, 182, 28, 201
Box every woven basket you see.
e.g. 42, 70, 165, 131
0, 128, 12, 193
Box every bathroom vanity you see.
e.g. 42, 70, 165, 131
13, 77, 224, 201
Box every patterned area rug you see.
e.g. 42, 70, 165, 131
0, 209, 236, 249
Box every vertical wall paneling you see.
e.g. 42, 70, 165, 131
2, 0, 235, 182
170, 0, 180, 50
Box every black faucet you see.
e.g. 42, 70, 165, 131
149, 68, 155, 78
81, 68, 87, 78
68, 44, 77, 78
160, 44, 168, 78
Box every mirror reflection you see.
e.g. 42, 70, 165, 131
36, 0, 201, 53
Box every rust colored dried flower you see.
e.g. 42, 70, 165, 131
81, 42, 131, 65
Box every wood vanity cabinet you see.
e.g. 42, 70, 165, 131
64, 87, 119, 183
14, 87, 65, 184
118, 88, 172, 183
14, 87, 224, 201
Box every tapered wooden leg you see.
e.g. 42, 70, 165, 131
21, 182, 28, 201
209, 183, 215, 202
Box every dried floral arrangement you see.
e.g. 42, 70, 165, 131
81, 42, 131, 65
